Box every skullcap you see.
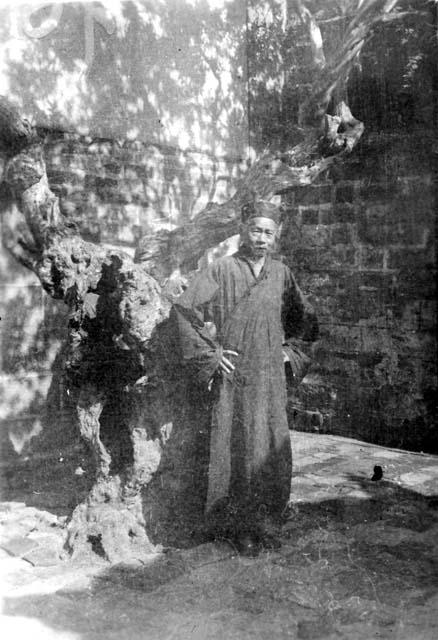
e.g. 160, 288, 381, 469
241, 200, 282, 224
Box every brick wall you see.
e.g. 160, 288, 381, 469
45, 135, 245, 245
0, 248, 73, 459
281, 133, 437, 452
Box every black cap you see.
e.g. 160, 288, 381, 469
241, 200, 282, 224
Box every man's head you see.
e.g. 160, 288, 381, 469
240, 201, 281, 259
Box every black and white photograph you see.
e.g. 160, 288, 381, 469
0, 1, 437, 638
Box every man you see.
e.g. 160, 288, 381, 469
173, 201, 318, 555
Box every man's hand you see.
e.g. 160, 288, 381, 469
219, 349, 239, 374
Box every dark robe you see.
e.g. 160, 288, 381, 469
173, 248, 317, 535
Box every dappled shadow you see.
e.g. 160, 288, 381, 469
1, 1, 248, 153
2, 472, 438, 639
1, 0, 249, 232
0, 247, 79, 466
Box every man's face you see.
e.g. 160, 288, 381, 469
241, 216, 278, 258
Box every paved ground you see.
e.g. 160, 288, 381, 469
1, 432, 437, 639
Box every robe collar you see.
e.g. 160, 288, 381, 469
235, 245, 272, 281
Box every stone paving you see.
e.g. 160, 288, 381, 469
1, 432, 437, 639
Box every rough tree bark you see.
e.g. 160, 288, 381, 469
0, 1, 405, 561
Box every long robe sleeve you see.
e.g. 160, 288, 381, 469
172, 266, 222, 387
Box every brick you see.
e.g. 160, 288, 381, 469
318, 207, 332, 225
357, 295, 387, 321
398, 177, 433, 199
359, 181, 398, 201
311, 296, 339, 320
124, 165, 143, 180
103, 161, 122, 175
330, 224, 353, 245
0, 285, 48, 375
330, 296, 360, 322
304, 272, 336, 294
283, 247, 319, 272
323, 326, 363, 353
419, 300, 438, 332
388, 194, 434, 225
385, 223, 427, 246
336, 157, 365, 181
335, 183, 355, 203
388, 248, 432, 271
281, 190, 295, 207
65, 190, 93, 205
95, 176, 119, 189
358, 218, 389, 246
315, 352, 361, 378
279, 208, 300, 234
301, 207, 319, 225
46, 170, 79, 185
397, 355, 418, 376
51, 184, 69, 199
330, 203, 356, 224
360, 246, 385, 269
299, 224, 331, 248
358, 272, 397, 296
295, 184, 332, 206
357, 352, 384, 368
365, 203, 390, 221
396, 274, 436, 300
83, 174, 96, 190
334, 273, 397, 321
315, 246, 356, 269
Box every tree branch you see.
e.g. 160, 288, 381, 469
297, 0, 402, 125
292, 0, 326, 68
134, 146, 339, 280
